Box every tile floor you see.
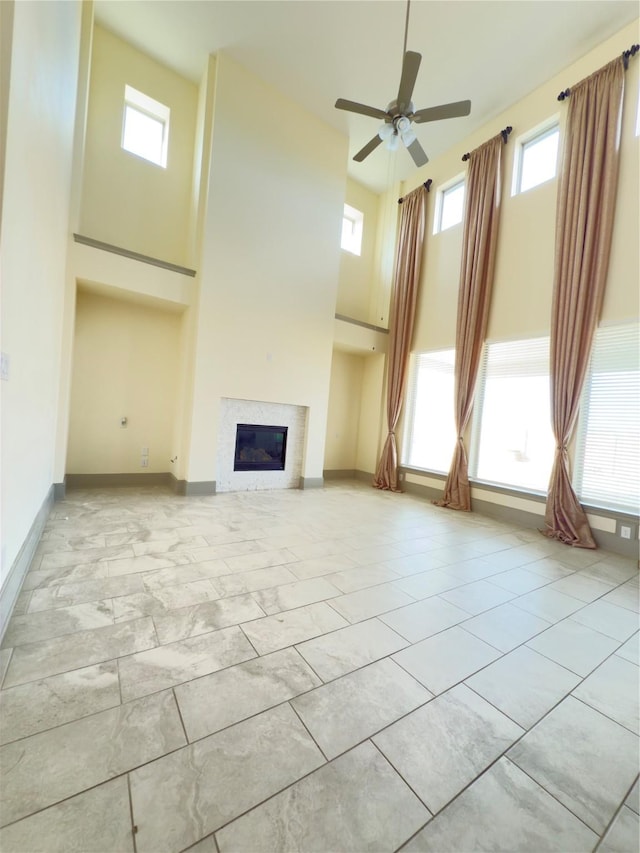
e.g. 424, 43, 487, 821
0, 481, 638, 852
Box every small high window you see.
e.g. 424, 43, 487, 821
341, 204, 364, 255
513, 123, 559, 194
122, 85, 170, 168
434, 179, 465, 234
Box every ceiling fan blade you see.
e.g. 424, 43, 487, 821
353, 135, 383, 162
397, 51, 421, 110
335, 98, 388, 120
413, 99, 472, 124
406, 137, 429, 167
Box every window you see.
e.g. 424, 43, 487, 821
122, 85, 170, 167
574, 323, 640, 512
470, 337, 555, 492
434, 179, 465, 233
513, 123, 560, 194
341, 204, 364, 255
402, 349, 456, 473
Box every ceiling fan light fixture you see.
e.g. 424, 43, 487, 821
386, 132, 400, 152
378, 123, 394, 141
400, 127, 416, 146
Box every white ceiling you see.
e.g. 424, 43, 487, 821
95, 1, 638, 192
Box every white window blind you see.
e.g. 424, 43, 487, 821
470, 337, 554, 492
402, 349, 456, 473
574, 323, 640, 512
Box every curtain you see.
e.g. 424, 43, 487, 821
544, 57, 625, 548
373, 185, 426, 491
436, 133, 503, 511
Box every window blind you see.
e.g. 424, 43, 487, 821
574, 323, 640, 512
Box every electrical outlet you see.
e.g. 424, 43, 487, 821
141, 457, 149, 468
620, 525, 632, 540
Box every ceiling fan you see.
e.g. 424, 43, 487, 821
335, 2, 471, 167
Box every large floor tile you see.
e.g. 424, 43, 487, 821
392, 626, 500, 694
462, 602, 551, 652
213, 564, 299, 596
0, 777, 134, 853
216, 741, 430, 853
527, 618, 620, 676
140, 560, 230, 590
570, 598, 639, 641
374, 684, 523, 813
380, 596, 470, 643
240, 601, 348, 654
296, 618, 408, 681
37, 545, 134, 571
130, 703, 324, 852
603, 580, 640, 614
401, 757, 598, 852
616, 631, 639, 664
325, 564, 402, 594
466, 645, 580, 729
510, 587, 585, 623
0, 599, 114, 647
0, 661, 120, 745
573, 654, 639, 733
105, 553, 189, 577
599, 806, 640, 853
112, 580, 220, 622
439, 579, 515, 615
508, 696, 639, 834
251, 576, 341, 614
548, 572, 616, 603
222, 548, 298, 573
292, 658, 431, 759
118, 624, 256, 701
488, 567, 552, 595
288, 553, 359, 580
3, 617, 157, 687
153, 593, 264, 644
0, 690, 185, 827
328, 583, 416, 623
27, 574, 145, 612
394, 569, 463, 600
175, 647, 321, 741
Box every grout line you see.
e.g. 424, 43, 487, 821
287, 700, 330, 762
0, 646, 15, 690
172, 687, 190, 743
127, 773, 139, 853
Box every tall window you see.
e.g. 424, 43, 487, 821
512, 123, 560, 195
122, 85, 170, 168
574, 323, 640, 512
470, 337, 554, 492
434, 179, 465, 233
341, 204, 364, 255
402, 349, 456, 473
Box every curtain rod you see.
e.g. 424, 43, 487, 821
398, 179, 432, 204
558, 43, 639, 101
461, 126, 512, 162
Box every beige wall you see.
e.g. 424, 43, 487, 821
79, 25, 198, 267
187, 53, 347, 484
410, 20, 639, 353
324, 350, 364, 471
67, 290, 182, 475
336, 178, 380, 323
0, 0, 81, 585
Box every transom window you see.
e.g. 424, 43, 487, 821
434, 179, 465, 234
513, 123, 560, 195
341, 204, 364, 255
122, 85, 170, 168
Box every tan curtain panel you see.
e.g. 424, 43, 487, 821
373, 185, 426, 492
544, 57, 625, 548
436, 133, 503, 511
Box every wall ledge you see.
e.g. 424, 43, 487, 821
73, 233, 196, 277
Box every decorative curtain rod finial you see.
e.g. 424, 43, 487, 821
557, 88, 571, 101
462, 127, 512, 161
398, 179, 432, 204
623, 43, 639, 70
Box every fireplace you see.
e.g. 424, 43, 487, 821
234, 424, 288, 472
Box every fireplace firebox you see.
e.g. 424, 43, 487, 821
234, 424, 288, 472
